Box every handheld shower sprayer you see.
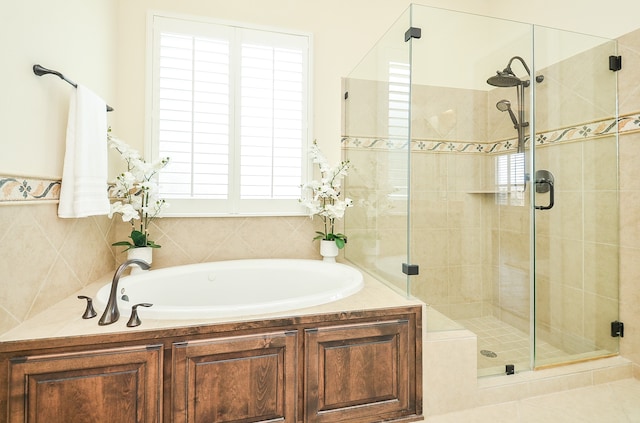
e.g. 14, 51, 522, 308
496, 99, 524, 154
496, 100, 518, 128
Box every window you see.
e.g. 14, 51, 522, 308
149, 14, 311, 216
386, 61, 410, 200
496, 152, 525, 206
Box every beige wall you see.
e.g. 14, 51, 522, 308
2, 0, 640, 373
1, 0, 117, 179
4, 0, 640, 178
0, 0, 118, 334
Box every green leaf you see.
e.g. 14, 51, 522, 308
111, 241, 133, 247
335, 238, 346, 249
146, 240, 162, 248
130, 230, 147, 247
313, 231, 328, 241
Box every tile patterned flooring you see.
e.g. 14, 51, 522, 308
458, 316, 567, 376
424, 377, 640, 422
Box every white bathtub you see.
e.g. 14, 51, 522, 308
95, 259, 364, 320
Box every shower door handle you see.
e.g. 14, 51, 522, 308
534, 179, 554, 210
534, 169, 555, 210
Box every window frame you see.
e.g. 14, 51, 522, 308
145, 11, 313, 217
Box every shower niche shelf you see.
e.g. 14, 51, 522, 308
466, 190, 502, 194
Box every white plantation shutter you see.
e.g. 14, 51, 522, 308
150, 15, 310, 216
496, 152, 525, 206
239, 31, 304, 200
157, 32, 231, 199
387, 61, 410, 199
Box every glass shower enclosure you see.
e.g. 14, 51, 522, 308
343, 5, 619, 377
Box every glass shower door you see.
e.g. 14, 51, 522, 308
532, 26, 619, 368
408, 5, 536, 375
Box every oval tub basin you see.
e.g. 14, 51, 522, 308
95, 259, 364, 320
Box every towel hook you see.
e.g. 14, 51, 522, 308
33, 64, 114, 112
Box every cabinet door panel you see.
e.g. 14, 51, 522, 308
305, 320, 414, 423
172, 331, 297, 423
8, 345, 163, 423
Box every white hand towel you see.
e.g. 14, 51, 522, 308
58, 85, 110, 218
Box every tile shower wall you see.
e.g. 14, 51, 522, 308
491, 41, 620, 358
409, 85, 491, 320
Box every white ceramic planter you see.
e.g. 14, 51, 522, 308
320, 240, 339, 263
127, 246, 153, 274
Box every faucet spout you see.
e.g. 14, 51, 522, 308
98, 259, 151, 325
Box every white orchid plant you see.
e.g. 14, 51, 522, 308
107, 131, 170, 251
300, 141, 353, 249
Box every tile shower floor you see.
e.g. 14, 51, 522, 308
424, 377, 640, 422
458, 316, 568, 376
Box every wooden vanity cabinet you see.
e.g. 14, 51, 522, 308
305, 319, 416, 423
6, 344, 163, 423
0, 305, 422, 423
171, 330, 298, 423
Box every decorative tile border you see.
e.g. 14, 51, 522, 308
343, 113, 640, 154
3, 114, 640, 204
0, 176, 60, 203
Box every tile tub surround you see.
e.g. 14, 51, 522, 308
111, 214, 322, 268
0, 264, 424, 421
0, 264, 423, 342
0, 203, 114, 335
0, 201, 324, 336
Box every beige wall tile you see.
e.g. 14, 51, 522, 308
0, 204, 114, 334
617, 27, 640, 115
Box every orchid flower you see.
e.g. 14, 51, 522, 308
300, 140, 353, 249
107, 130, 170, 251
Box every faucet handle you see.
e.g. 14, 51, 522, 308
77, 295, 97, 319
127, 303, 153, 327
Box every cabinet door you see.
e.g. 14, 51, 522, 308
172, 330, 297, 423
8, 344, 163, 423
305, 319, 416, 423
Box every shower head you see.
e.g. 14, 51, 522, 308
496, 99, 519, 127
487, 70, 523, 88
487, 56, 544, 88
